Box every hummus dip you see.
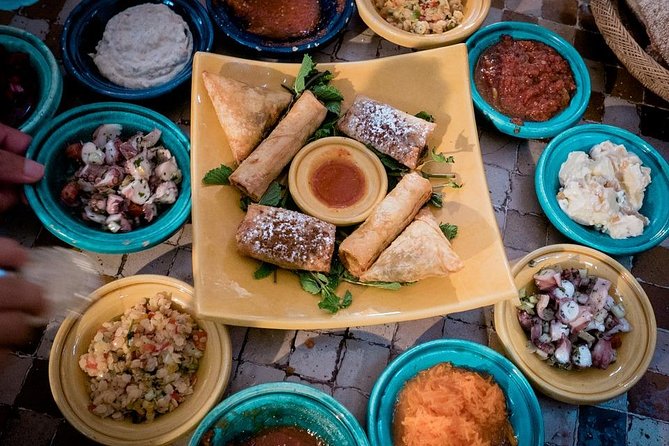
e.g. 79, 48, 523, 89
92, 3, 193, 89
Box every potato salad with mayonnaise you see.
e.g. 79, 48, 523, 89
557, 140, 651, 239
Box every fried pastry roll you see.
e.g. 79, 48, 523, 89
337, 95, 436, 169
338, 172, 432, 277
229, 90, 327, 201
360, 208, 463, 283
236, 204, 336, 273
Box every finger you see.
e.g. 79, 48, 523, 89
0, 123, 32, 155
0, 238, 28, 268
0, 312, 33, 347
0, 188, 20, 213
0, 278, 44, 315
0, 149, 44, 184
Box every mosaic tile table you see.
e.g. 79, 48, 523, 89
1, 1, 668, 445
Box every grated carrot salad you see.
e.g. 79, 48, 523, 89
393, 363, 517, 446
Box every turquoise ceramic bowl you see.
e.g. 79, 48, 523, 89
367, 339, 543, 446
0, 25, 62, 134
466, 22, 590, 139
189, 382, 370, 446
61, 0, 213, 100
24, 102, 191, 254
536, 124, 669, 255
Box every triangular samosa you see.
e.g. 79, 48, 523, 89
360, 208, 463, 283
201, 72, 292, 163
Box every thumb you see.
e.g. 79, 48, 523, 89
0, 149, 44, 184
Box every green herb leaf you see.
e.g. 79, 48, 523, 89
294, 54, 316, 94
369, 146, 408, 173
311, 84, 343, 102
439, 222, 458, 240
415, 111, 435, 122
341, 271, 403, 290
203, 164, 234, 185
340, 290, 353, 308
430, 148, 455, 164
239, 196, 251, 211
253, 262, 276, 280
299, 273, 322, 295
412, 9, 421, 20
317, 287, 352, 314
430, 192, 443, 208
259, 182, 283, 206
445, 180, 463, 189
324, 101, 341, 116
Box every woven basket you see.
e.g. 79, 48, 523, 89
591, 0, 669, 101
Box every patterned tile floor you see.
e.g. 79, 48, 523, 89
1, 1, 668, 445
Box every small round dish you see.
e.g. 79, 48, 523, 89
289, 137, 388, 226
494, 244, 657, 405
356, 0, 490, 49
367, 339, 543, 446
466, 21, 590, 139
0, 0, 37, 10
24, 102, 191, 254
189, 382, 370, 446
0, 25, 62, 134
49, 275, 233, 446
536, 124, 669, 255
61, 0, 213, 100
207, 0, 355, 56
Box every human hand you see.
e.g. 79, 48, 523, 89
0, 237, 45, 349
0, 122, 44, 212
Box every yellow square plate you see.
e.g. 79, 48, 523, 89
190, 45, 516, 329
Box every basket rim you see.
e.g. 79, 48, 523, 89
590, 0, 669, 102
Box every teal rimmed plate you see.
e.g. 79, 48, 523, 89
536, 124, 669, 255
0, 25, 62, 134
24, 102, 191, 254
466, 21, 590, 139
189, 382, 369, 446
367, 339, 543, 446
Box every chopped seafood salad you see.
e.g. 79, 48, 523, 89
517, 266, 632, 370
79, 292, 207, 422
60, 124, 182, 232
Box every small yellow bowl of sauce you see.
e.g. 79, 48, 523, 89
289, 136, 387, 226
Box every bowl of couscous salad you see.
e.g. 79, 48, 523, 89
356, 0, 491, 48
49, 275, 232, 446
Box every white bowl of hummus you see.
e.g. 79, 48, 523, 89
61, 0, 214, 99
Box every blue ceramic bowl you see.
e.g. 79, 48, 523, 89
466, 22, 590, 139
61, 0, 213, 100
207, 0, 355, 56
0, 25, 62, 135
368, 339, 543, 446
189, 382, 369, 446
24, 102, 191, 254
536, 124, 669, 255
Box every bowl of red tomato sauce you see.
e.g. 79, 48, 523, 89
466, 21, 590, 139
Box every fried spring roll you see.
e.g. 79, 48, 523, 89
360, 208, 463, 283
229, 91, 327, 201
236, 204, 336, 273
338, 172, 432, 277
337, 95, 436, 169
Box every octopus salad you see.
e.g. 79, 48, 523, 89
517, 266, 632, 370
60, 124, 182, 232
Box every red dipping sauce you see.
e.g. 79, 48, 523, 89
309, 156, 366, 209
220, 426, 326, 446
225, 0, 321, 40
474, 35, 576, 124
0, 44, 38, 128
